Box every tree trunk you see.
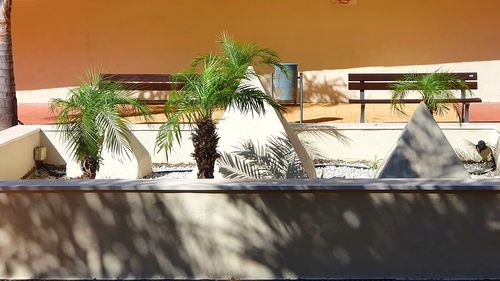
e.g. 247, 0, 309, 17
0, 0, 16, 130
81, 154, 99, 179
191, 118, 220, 179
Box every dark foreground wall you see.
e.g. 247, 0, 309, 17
1, 179, 500, 279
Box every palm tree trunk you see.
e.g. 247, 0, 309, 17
0, 0, 16, 130
81, 154, 99, 179
191, 118, 220, 179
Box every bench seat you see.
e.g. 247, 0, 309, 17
348, 72, 480, 122
348, 98, 482, 104
101, 74, 184, 105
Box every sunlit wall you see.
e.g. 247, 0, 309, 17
12, 0, 500, 102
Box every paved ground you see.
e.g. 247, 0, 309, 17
17, 102, 500, 125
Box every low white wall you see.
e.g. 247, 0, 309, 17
48, 123, 500, 166
2, 179, 500, 279
1, 123, 499, 179
294, 123, 500, 163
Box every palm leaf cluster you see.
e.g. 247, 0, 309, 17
156, 33, 284, 153
218, 134, 307, 179
50, 70, 151, 178
155, 33, 285, 178
391, 70, 472, 117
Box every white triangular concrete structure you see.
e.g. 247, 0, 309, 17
42, 127, 152, 179
96, 132, 152, 179
216, 67, 316, 179
377, 102, 470, 179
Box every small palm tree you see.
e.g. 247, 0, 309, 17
156, 34, 284, 179
50, 71, 151, 179
391, 70, 472, 117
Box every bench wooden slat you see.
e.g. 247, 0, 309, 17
100, 73, 186, 106
102, 74, 185, 91
102, 74, 174, 82
116, 82, 184, 91
138, 99, 168, 105
348, 98, 482, 104
349, 81, 478, 90
349, 72, 477, 82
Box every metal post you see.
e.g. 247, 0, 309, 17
299, 73, 304, 123
360, 89, 365, 123
464, 103, 470, 123
461, 89, 466, 122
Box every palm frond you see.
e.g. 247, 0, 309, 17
50, 69, 151, 167
217, 134, 307, 179
218, 152, 264, 179
231, 85, 281, 115
156, 33, 285, 165
155, 115, 182, 153
390, 70, 473, 118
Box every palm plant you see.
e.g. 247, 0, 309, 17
50, 71, 151, 179
391, 70, 472, 117
156, 34, 285, 179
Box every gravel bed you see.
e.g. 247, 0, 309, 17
316, 161, 375, 179
146, 161, 500, 180
146, 161, 377, 179
464, 161, 500, 179
143, 163, 197, 179
22, 161, 500, 180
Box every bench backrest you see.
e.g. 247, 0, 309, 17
101, 74, 184, 91
348, 72, 478, 91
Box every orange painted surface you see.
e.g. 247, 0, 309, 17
17, 104, 54, 125
11, 0, 500, 91
469, 103, 500, 122
11, 0, 500, 123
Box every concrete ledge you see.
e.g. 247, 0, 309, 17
291, 122, 500, 131
3, 178, 500, 192
0, 125, 40, 147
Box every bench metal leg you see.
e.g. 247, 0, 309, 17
464, 103, 470, 123
360, 89, 365, 123
461, 89, 466, 123
360, 104, 365, 123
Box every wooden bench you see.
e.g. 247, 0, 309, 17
101, 74, 184, 105
348, 72, 481, 122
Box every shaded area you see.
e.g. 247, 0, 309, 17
293, 124, 351, 162
1, 190, 500, 279
377, 103, 470, 178
218, 134, 308, 179
0, 193, 195, 278
304, 72, 348, 103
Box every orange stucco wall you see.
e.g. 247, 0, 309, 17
11, 0, 500, 101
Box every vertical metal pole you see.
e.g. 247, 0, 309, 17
461, 89, 466, 122
464, 103, 470, 123
299, 73, 304, 123
271, 73, 275, 99
360, 88, 365, 123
